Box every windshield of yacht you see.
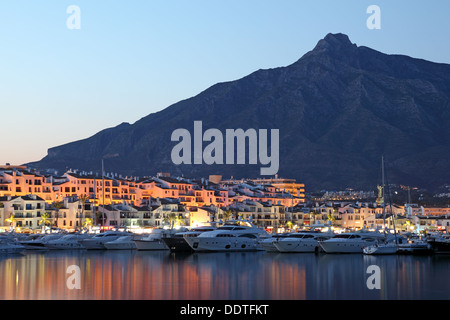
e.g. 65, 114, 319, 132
217, 226, 235, 230
333, 234, 353, 239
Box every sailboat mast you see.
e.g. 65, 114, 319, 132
381, 155, 386, 231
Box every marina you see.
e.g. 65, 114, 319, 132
0, 220, 448, 301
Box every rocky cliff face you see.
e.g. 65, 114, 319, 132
29, 33, 450, 191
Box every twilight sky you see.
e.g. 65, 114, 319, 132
1, 0, 449, 165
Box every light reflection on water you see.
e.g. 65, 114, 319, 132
0, 251, 448, 300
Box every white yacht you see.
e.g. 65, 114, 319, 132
80, 230, 129, 250
133, 228, 183, 250
363, 234, 405, 255
45, 233, 93, 250
162, 226, 217, 252
259, 233, 291, 252
104, 235, 137, 250
20, 234, 65, 250
184, 220, 268, 252
397, 238, 433, 255
363, 241, 398, 255
273, 232, 334, 253
319, 230, 385, 254
0, 237, 26, 254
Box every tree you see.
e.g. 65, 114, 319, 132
6, 214, 16, 229
51, 201, 65, 228
285, 220, 293, 231
327, 213, 336, 226
83, 218, 94, 230
163, 212, 185, 229
39, 212, 52, 232
222, 209, 233, 222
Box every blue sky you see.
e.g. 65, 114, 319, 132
1, 0, 449, 165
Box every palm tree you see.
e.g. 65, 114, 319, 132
285, 220, 293, 231
403, 219, 414, 232
310, 209, 320, 225
327, 213, 336, 226
163, 212, 185, 229
222, 209, 233, 222
39, 212, 52, 232
6, 214, 16, 229
83, 218, 94, 230
51, 201, 64, 228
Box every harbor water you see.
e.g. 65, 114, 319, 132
0, 250, 449, 300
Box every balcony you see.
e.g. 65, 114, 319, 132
14, 213, 35, 219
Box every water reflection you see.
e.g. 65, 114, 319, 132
0, 251, 448, 300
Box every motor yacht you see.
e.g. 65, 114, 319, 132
162, 226, 217, 252
45, 233, 93, 250
273, 231, 334, 253
397, 238, 433, 255
104, 235, 137, 250
259, 233, 291, 252
427, 233, 450, 254
80, 230, 129, 250
319, 230, 385, 254
0, 237, 26, 254
134, 228, 184, 251
20, 234, 65, 250
363, 234, 406, 255
184, 220, 268, 252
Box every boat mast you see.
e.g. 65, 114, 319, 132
384, 157, 398, 244
381, 155, 386, 235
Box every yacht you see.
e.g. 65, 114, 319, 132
184, 220, 268, 252
259, 233, 291, 252
45, 233, 93, 250
162, 226, 217, 252
363, 234, 406, 255
273, 231, 334, 253
428, 233, 450, 254
397, 238, 433, 255
319, 230, 385, 254
0, 237, 26, 254
80, 230, 129, 250
134, 228, 184, 251
20, 234, 65, 250
104, 235, 137, 250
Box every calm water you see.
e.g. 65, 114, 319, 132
0, 250, 449, 300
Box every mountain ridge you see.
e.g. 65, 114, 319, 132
28, 33, 450, 191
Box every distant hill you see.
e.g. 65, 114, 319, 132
28, 33, 450, 191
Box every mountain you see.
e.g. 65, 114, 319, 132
28, 33, 450, 191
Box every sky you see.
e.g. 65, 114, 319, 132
1, 0, 449, 165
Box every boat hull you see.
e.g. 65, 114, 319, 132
428, 240, 450, 254
45, 242, 86, 250
363, 244, 398, 255
134, 239, 168, 251
274, 239, 320, 253
104, 242, 136, 250
186, 237, 263, 252
320, 239, 378, 253
0, 245, 25, 254
162, 237, 193, 252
